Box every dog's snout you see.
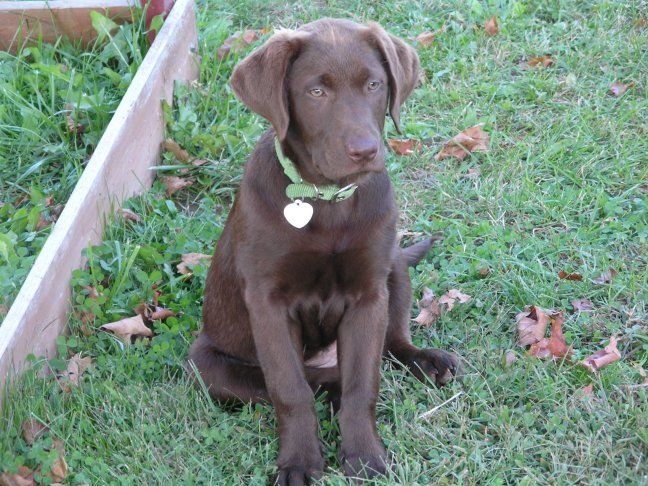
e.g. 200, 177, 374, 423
346, 137, 379, 163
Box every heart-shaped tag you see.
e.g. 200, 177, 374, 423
283, 199, 313, 228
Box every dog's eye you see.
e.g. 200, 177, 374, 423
368, 81, 381, 91
309, 88, 325, 97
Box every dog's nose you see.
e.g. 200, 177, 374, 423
346, 137, 378, 163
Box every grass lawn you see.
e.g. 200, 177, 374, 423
0, 15, 149, 319
1, 0, 646, 483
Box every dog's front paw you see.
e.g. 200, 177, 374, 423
409, 348, 463, 386
276, 447, 324, 486
339, 441, 388, 479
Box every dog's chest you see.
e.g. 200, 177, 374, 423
276, 246, 385, 352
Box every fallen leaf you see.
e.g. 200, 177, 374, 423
48, 456, 68, 483
463, 167, 481, 179
528, 55, 553, 68
66, 114, 84, 135
571, 298, 594, 312
44, 197, 54, 207
529, 311, 572, 360
50, 204, 64, 222
635, 18, 648, 30
504, 350, 517, 367
558, 270, 583, 281
163, 138, 191, 163
21, 419, 49, 445
57, 353, 92, 392
592, 268, 617, 284
35, 215, 49, 231
100, 315, 153, 344
0, 466, 35, 486
161, 176, 193, 196
477, 267, 490, 278
218, 29, 258, 60
415, 31, 436, 47
516, 305, 549, 346
135, 302, 175, 323
117, 207, 141, 223
413, 287, 441, 326
484, 15, 499, 36
192, 158, 208, 167
581, 336, 621, 372
437, 288, 471, 311
609, 81, 634, 97
577, 384, 594, 399
434, 125, 489, 161
388, 138, 421, 155
177, 253, 212, 275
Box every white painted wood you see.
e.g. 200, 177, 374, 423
0, 0, 199, 406
0, 0, 138, 52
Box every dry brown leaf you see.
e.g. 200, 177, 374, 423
438, 288, 471, 311
581, 336, 621, 372
177, 253, 212, 275
463, 167, 482, 179
163, 138, 191, 163
150, 308, 175, 321
0, 466, 35, 486
117, 208, 141, 223
529, 311, 572, 360
58, 353, 92, 392
484, 15, 499, 36
609, 81, 634, 97
100, 315, 153, 344
35, 215, 49, 231
48, 456, 68, 483
388, 138, 421, 155
415, 32, 436, 47
192, 159, 208, 167
161, 176, 193, 197
592, 268, 617, 284
477, 267, 490, 278
516, 305, 549, 346
218, 29, 259, 60
571, 298, 594, 312
577, 384, 594, 399
504, 350, 517, 368
528, 55, 553, 68
66, 114, 84, 135
434, 125, 489, 161
558, 270, 583, 281
21, 419, 49, 445
413, 287, 441, 326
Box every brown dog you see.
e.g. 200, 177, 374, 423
189, 18, 461, 484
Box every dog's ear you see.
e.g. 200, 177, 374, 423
365, 23, 420, 133
231, 29, 310, 140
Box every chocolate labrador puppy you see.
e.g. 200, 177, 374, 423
189, 18, 461, 484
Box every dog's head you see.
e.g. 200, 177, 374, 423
231, 18, 419, 183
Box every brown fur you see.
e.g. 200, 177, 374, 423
189, 18, 462, 485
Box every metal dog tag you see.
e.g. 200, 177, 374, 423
283, 199, 313, 228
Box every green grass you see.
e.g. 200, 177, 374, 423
0, 14, 150, 318
1, 0, 647, 483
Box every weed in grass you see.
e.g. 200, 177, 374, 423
1, 0, 647, 484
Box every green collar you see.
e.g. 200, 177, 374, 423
274, 138, 357, 202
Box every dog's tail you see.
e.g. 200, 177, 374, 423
402, 236, 441, 267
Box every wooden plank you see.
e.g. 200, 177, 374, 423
0, 0, 199, 406
0, 0, 137, 52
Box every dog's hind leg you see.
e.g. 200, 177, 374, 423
188, 333, 269, 403
384, 256, 463, 386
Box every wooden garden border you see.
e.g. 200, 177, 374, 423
0, 0, 199, 406
0, 0, 138, 52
